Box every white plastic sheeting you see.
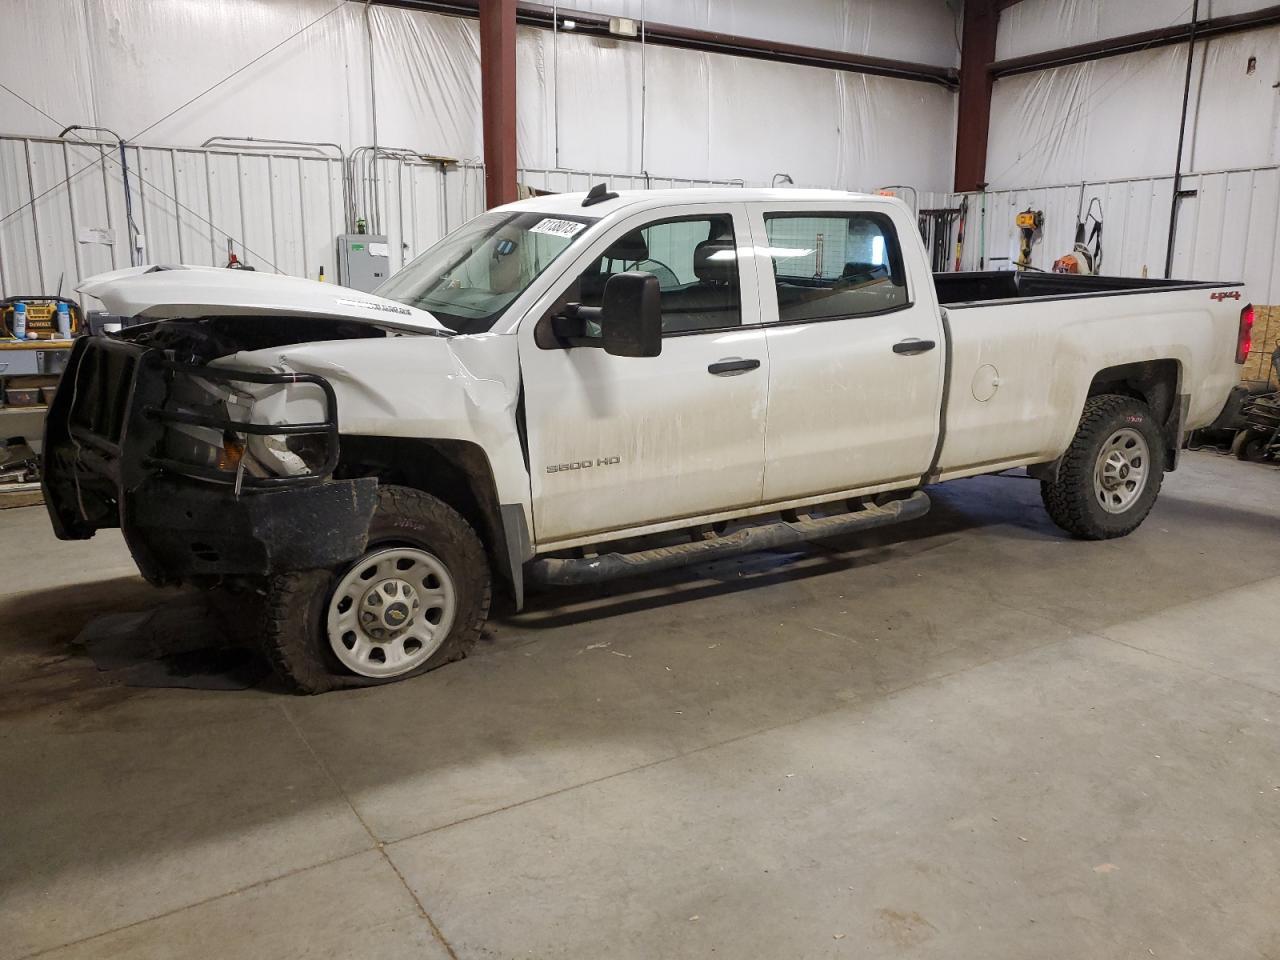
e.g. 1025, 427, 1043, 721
370, 6, 482, 162
562, 0, 961, 68
987, 26, 1280, 188
995, 0, 1277, 61
2, 0, 372, 148
371, 9, 959, 188
0, 0, 959, 191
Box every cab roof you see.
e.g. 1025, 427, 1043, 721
496, 187, 880, 219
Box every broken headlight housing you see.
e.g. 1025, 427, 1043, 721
152, 362, 338, 487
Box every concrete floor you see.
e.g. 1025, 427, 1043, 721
2, 450, 1278, 959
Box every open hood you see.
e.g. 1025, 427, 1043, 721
78, 265, 450, 333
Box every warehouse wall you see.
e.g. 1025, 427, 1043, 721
0, 0, 961, 307
982, 0, 1280, 387
0, 133, 747, 303
564, 0, 961, 67
988, 0, 1280, 188
986, 25, 1280, 186
0, 0, 959, 190
994, 0, 1276, 60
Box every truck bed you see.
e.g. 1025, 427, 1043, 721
934, 271, 1237, 308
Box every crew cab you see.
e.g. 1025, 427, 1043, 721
43, 187, 1253, 691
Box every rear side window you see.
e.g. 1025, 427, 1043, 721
764, 213, 909, 323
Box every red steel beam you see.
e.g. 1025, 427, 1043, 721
480, 0, 518, 208
990, 3, 1280, 78
954, 0, 999, 192
378, 0, 956, 86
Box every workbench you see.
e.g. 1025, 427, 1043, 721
0, 339, 74, 454
0, 338, 72, 376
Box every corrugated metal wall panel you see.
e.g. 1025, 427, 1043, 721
0, 136, 352, 305
0, 135, 756, 309
943, 166, 1279, 300
4, 133, 1277, 330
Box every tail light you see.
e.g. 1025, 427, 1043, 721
1236, 303, 1255, 364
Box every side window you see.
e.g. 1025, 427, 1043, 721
576, 214, 741, 334
764, 213, 909, 323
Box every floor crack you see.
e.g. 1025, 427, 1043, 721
384, 633, 1070, 848
279, 702, 459, 960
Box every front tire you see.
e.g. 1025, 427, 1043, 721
1041, 394, 1165, 540
260, 485, 491, 693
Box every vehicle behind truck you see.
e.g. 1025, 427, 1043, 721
43, 188, 1252, 691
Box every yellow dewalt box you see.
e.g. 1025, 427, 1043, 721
1, 296, 83, 340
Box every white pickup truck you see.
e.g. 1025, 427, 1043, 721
44, 187, 1253, 692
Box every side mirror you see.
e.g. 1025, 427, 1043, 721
600, 271, 661, 358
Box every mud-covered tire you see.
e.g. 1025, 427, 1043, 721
260, 485, 491, 694
1040, 394, 1165, 540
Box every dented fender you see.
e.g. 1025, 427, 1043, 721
214, 331, 533, 537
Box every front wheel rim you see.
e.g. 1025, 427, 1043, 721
1093, 427, 1150, 514
326, 547, 458, 678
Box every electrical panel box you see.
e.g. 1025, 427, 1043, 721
336, 234, 390, 292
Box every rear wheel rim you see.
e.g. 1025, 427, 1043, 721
1093, 427, 1150, 514
326, 547, 458, 678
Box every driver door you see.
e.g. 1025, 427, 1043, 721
518, 203, 769, 547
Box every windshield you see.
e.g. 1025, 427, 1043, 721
375, 210, 595, 333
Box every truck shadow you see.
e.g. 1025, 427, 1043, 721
503, 475, 1054, 631
12, 472, 1272, 700
0, 475, 1052, 700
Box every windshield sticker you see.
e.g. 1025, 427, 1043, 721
529, 218, 586, 239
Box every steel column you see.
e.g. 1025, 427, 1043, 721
953, 0, 999, 193
480, 0, 518, 208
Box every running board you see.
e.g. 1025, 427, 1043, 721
526, 491, 931, 586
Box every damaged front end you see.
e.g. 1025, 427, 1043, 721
42, 317, 380, 585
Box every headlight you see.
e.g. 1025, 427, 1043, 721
157, 364, 336, 482
246, 434, 313, 477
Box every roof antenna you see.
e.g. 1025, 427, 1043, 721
582, 183, 619, 207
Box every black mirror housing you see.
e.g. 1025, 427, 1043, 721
600, 272, 661, 358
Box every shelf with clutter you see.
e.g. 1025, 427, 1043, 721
0, 296, 86, 473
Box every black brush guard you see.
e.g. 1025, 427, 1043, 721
43, 336, 377, 584
147, 361, 340, 488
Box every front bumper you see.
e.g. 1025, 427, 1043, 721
125, 475, 377, 582
42, 336, 376, 583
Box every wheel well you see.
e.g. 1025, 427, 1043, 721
1034, 358, 1186, 482
1086, 358, 1183, 469
1086, 359, 1181, 426
335, 436, 512, 592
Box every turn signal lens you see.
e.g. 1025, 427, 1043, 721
1236, 303, 1255, 364
217, 433, 246, 471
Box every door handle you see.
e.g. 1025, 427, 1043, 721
708, 357, 761, 376
892, 338, 936, 355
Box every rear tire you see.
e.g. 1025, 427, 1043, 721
260, 485, 491, 694
1040, 394, 1165, 540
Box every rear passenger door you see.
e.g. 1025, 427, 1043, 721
748, 201, 946, 502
